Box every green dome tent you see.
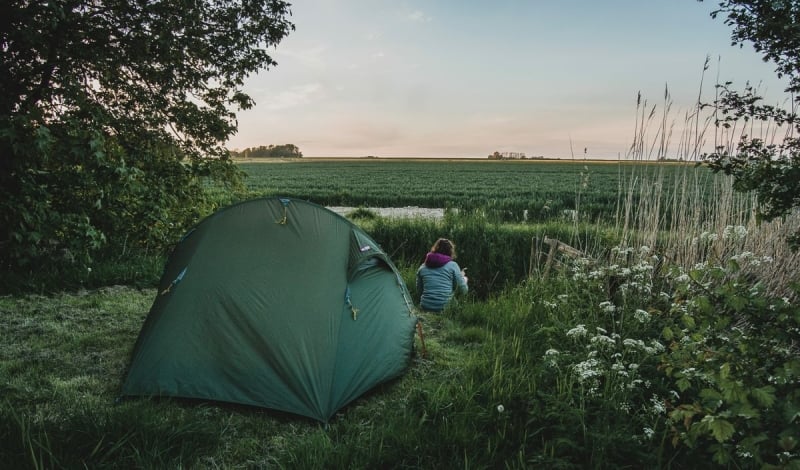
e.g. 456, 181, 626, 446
121, 197, 417, 422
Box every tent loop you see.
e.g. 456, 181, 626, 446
160, 267, 187, 295
276, 198, 291, 225
275, 206, 288, 225
344, 286, 360, 320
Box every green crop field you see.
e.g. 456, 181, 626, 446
238, 158, 717, 223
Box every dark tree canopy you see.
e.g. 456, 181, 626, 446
699, 0, 800, 248
232, 144, 303, 158
1, 0, 293, 270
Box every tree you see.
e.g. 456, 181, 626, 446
1, 0, 294, 269
231, 144, 303, 158
699, 0, 800, 248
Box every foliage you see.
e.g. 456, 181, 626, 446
699, 0, 800, 248
660, 259, 800, 467
0, 0, 294, 270
231, 144, 303, 158
534, 238, 799, 468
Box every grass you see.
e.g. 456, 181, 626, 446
0, 287, 546, 468
5, 231, 796, 468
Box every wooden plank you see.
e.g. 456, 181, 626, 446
543, 236, 584, 258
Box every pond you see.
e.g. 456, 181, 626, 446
327, 206, 445, 220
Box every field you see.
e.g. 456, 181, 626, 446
2, 159, 798, 469
237, 158, 717, 224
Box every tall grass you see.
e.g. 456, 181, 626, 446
611, 67, 799, 298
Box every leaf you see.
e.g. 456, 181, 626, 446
778, 435, 797, 452
750, 385, 776, 408
727, 294, 747, 312
700, 388, 723, 408
719, 363, 731, 380
662, 326, 674, 341
730, 402, 759, 419
709, 418, 735, 443
712, 444, 731, 465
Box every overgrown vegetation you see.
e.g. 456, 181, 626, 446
2, 212, 797, 467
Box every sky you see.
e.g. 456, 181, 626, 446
226, 1, 792, 159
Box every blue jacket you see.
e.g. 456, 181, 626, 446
416, 259, 468, 312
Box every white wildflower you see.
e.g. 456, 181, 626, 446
722, 225, 748, 241
627, 379, 644, 390
573, 359, 601, 382
566, 324, 588, 338
544, 349, 560, 357
574, 257, 591, 267
633, 309, 651, 323
731, 251, 754, 264
643, 427, 655, 439
496, 404, 505, 413
693, 261, 708, 271
599, 301, 616, 313
590, 335, 616, 349
700, 231, 719, 243
650, 395, 666, 414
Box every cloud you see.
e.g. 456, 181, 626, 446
264, 83, 323, 110
407, 10, 432, 23
273, 45, 329, 69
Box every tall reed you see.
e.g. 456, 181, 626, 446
613, 62, 800, 297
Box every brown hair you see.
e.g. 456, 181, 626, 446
431, 238, 456, 258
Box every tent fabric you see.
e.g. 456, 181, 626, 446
121, 197, 417, 422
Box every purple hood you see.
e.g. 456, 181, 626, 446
424, 252, 452, 268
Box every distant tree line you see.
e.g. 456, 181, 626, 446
231, 144, 302, 158
488, 151, 544, 160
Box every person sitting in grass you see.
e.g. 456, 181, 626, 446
416, 238, 468, 312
